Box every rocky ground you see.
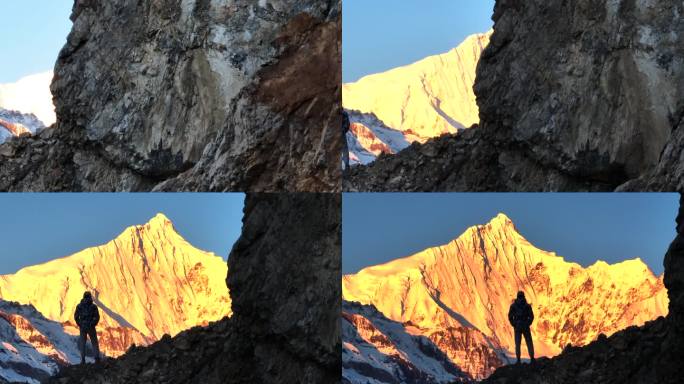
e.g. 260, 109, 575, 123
0, 0, 341, 192
346, 0, 684, 192
47, 193, 341, 384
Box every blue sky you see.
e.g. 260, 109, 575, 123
343, 0, 495, 83
343, 193, 679, 275
0, 194, 245, 274
0, 1, 73, 83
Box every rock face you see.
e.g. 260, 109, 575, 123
49, 193, 341, 383
0, 213, 230, 358
0, 0, 341, 192
342, 214, 667, 381
481, 194, 684, 384
345, 0, 684, 192
343, 32, 490, 165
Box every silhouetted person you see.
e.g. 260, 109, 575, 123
342, 110, 350, 170
75, 291, 100, 364
508, 291, 535, 364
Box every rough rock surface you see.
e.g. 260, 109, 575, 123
345, 0, 683, 192
48, 193, 341, 384
480, 194, 684, 384
0, 0, 341, 192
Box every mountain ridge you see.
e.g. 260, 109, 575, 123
343, 214, 667, 381
343, 31, 491, 165
0, 213, 231, 372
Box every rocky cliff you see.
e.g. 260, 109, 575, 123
0, 0, 341, 192
342, 214, 668, 381
49, 193, 341, 384
481, 194, 684, 384
345, 0, 684, 192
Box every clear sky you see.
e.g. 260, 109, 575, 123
0, 1, 73, 83
343, 0, 496, 83
0, 193, 245, 275
343, 193, 679, 275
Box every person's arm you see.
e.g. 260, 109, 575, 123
74, 305, 81, 327
94, 306, 100, 326
508, 305, 515, 325
527, 304, 534, 325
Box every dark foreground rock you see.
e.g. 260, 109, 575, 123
345, 0, 683, 192
1, 0, 341, 192
47, 193, 341, 384
481, 194, 684, 384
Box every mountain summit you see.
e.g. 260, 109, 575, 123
343, 31, 491, 165
0, 214, 231, 361
342, 214, 667, 381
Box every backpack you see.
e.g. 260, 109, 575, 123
508, 299, 533, 330
75, 300, 100, 329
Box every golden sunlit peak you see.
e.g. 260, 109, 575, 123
487, 213, 514, 227
117, 213, 176, 239
148, 212, 172, 225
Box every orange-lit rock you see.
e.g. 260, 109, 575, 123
0, 213, 231, 358
343, 31, 490, 142
343, 214, 668, 380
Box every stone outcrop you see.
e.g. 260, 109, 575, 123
49, 193, 341, 384
480, 193, 684, 384
0, 0, 341, 192
345, 0, 683, 192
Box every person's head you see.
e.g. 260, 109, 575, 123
83, 291, 92, 302
516, 291, 525, 301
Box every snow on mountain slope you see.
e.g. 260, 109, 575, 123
0, 300, 84, 384
346, 110, 413, 166
0, 213, 231, 361
0, 109, 45, 145
343, 300, 472, 384
0, 72, 55, 127
343, 31, 490, 165
342, 214, 668, 380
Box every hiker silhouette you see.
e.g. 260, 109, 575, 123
75, 291, 101, 364
508, 291, 535, 364
342, 110, 350, 170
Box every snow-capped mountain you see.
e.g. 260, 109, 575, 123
343, 31, 491, 165
0, 213, 231, 382
0, 108, 45, 144
342, 214, 668, 381
343, 300, 474, 384
0, 71, 55, 127
0, 300, 84, 384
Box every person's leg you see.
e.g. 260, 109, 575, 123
523, 328, 535, 362
79, 328, 87, 364
514, 328, 522, 363
89, 328, 101, 361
